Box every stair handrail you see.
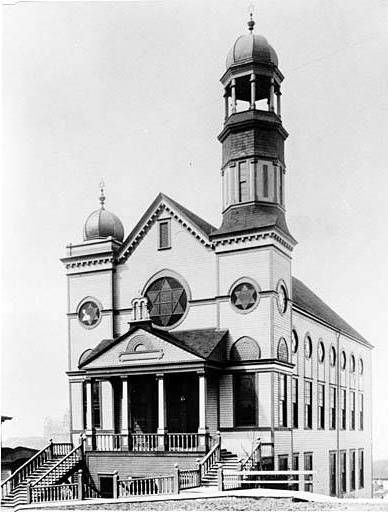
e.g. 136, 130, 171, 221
1, 440, 53, 497
240, 437, 261, 471
198, 432, 221, 480
32, 443, 82, 488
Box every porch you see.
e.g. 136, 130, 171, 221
82, 371, 212, 453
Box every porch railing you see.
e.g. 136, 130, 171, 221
198, 432, 221, 480
118, 475, 175, 497
166, 433, 198, 452
88, 432, 206, 452
32, 444, 83, 488
179, 469, 200, 490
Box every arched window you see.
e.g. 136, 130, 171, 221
330, 346, 336, 367
291, 330, 298, 353
304, 335, 312, 359
359, 358, 364, 375
230, 337, 261, 361
350, 354, 356, 373
318, 340, 325, 363
341, 351, 347, 370
277, 338, 289, 362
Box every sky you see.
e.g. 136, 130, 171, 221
2, 0, 388, 458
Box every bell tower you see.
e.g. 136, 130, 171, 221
212, 15, 294, 244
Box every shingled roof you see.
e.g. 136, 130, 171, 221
292, 277, 370, 345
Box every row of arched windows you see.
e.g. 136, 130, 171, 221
291, 329, 364, 375
230, 336, 290, 363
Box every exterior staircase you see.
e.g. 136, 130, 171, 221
200, 448, 241, 487
1, 441, 82, 508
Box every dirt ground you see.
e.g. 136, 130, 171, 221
39, 496, 388, 511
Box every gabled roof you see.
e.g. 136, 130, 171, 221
79, 324, 228, 368
118, 193, 216, 261
292, 277, 370, 346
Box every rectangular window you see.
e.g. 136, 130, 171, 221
350, 450, 356, 491
234, 374, 256, 427
278, 455, 289, 470
292, 377, 298, 428
92, 380, 101, 429
274, 166, 278, 202
359, 449, 364, 489
280, 169, 284, 205
304, 380, 312, 429
330, 387, 337, 430
359, 393, 364, 430
304, 453, 313, 492
263, 164, 269, 198
279, 374, 287, 427
318, 383, 325, 429
350, 391, 355, 430
329, 451, 337, 497
341, 389, 346, 430
340, 450, 347, 494
292, 454, 299, 491
158, 220, 170, 250
238, 161, 249, 202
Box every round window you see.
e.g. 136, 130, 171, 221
318, 341, 325, 363
145, 276, 188, 327
341, 351, 347, 370
277, 283, 288, 314
359, 358, 364, 375
330, 346, 336, 367
291, 330, 298, 353
231, 282, 258, 312
78, 300, 101, 328
305, 336, 312, 359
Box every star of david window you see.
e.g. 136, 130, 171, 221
78, 300, 101, 328
230, 282, 258, 312
145, 276, 188, 328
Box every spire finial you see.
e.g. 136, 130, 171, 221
248, 4, 255, 33
99, 179, 106, 209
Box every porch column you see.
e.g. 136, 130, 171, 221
250, 73, 256, 109
269, 78, 275, 112
101, 380, 114, 431
231, 79, 237, 114
85, 379, 93, 450
198, 371, 208, 451
157, 374, 167, 450
121, 377, 129, 449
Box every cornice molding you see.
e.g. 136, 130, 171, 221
213, 230, 294, 252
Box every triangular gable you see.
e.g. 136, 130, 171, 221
80, 326, 205, 370
118, 193, 216, 262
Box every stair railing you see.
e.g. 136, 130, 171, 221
240, 438, 261, 471
1, 440, 54, 498
32, 444, 83, 489
197, 431, 221, 482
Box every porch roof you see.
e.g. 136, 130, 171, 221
79, 325, 228, 368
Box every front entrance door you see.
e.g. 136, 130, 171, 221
130, 376, 157, 433
166, 374, 199, 432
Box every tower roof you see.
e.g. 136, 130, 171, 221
83, 182, 124, 242
226, 33, 278, 69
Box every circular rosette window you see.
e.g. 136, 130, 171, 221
78, 300, 101, 328
230, 282, 259, 313
145, 276, 188, 328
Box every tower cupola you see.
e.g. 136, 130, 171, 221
212, 15, 294, 245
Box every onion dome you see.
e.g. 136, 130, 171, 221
83, 182, 124, 242
226, 15, 278, 69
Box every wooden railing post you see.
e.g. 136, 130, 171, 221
217, 465, 224, 491
26, 482, 32, 504
49, 438, 54, 458
113, 471, 118, 499
77, 469, 84, 500
216, 431, 221, 460
173, 464, 180, 494
195, 458, 201, 485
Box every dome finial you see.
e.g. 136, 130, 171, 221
99, 179, 106, 209
247, 4, 255, 33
